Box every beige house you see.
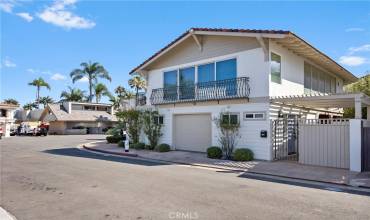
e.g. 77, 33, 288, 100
0, 103, 19, 137
40, 101, 118, 135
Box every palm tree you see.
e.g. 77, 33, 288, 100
39, 96, 54, 108
70, 61, 111, 102
28, 77, 51, 107
60, 87, 87, 102
94, 83, 111, 103
3, 98, 19, 105
23, 102, 38, 110
128, 74, 146, 106
114, 86, 127, 98
109, 95, 121, 110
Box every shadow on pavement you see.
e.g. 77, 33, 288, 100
43, 148, 169, 167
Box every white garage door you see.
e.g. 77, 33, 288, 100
174, 114, 212, 152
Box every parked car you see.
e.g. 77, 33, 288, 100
0, 127, 3, 139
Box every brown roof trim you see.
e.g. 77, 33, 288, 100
288, 32, 357, 82
129, 28, 290, 74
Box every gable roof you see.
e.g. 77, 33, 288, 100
129, 27, 357, 83
44, 104, 117, 122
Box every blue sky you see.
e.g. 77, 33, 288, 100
1, 0, 370, 105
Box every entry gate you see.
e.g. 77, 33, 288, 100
362, 125, 370, 172
272, 118, 350, 169
272, 117, 299, 161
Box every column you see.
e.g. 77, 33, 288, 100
350, 119, 362, 172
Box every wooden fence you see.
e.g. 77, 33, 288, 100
298, 119, 350, 169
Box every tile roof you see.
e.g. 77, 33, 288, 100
48, 104, 117, 122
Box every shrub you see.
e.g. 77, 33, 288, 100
207, 146, 223, 159
141, 110, 163, 149
131, 142, 146, 150
145, 144, 153, 150
155, 143, 170, 152
214, 112, 241, 159
106, 135, 121, 144
115, 109, 142, 144
117, 141, 124, 147
233, 148, 254, 161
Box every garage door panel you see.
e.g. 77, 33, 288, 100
174, 114, 211, 152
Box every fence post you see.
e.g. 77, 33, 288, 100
350, 119, 362, 172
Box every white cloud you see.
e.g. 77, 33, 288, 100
51, 73, 66, 80
77, 76, 89, 83
0, 0, 15, 13
345, 27, 365, 32
338, 56, 367, 66
3, 57, 16, 67
27, 68, 35, 73
349, 44, 370, 54
16, 12, 33, 22
37, 0, 95, 30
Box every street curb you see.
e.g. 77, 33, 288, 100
0, 207, 17, 220
77, 142, 370, 191
241, 173, 370, 196
82, 145, 138, 157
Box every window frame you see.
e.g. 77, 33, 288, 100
270, 52, 282, 84
243, 111, 266, 121
162, 56, 238, 87
221, 112, 240, 125
154, 115, 164, 125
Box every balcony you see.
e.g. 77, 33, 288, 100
150, 77, 250, 105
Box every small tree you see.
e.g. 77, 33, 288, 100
115, 109, 141, 144
214, 112, 241, 159
141, 109, 162, 149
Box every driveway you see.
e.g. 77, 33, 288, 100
1, 135, 370, 220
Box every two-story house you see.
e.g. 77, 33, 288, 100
130, 28, 368, 163
40, 101, 118, 135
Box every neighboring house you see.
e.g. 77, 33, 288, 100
40, 101, 117, 135
130, 28, 370, 171
0, 103, 19, 137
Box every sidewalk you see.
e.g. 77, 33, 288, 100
82, 141, 370, 188
0, 207, 16, 220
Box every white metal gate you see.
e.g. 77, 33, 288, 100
298, 119, 350, 169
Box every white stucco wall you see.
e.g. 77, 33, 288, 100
269, 41, 345, 96
155, 101, 271, 160
146, 48, 269, 103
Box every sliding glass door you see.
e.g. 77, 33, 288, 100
164, 70, 178, 101
216, 58, 237, 96
179, 67, 195, 99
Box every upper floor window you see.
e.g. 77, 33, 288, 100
216, 58, 237, 80
164, 70, 178, 88
304, 62, 336, 94
271, 52, 281, 84
198, 63, 215, 83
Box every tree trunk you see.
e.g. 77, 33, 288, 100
37, 86, 40, 108
89, 78, 93, 103
135, 87, 138, 106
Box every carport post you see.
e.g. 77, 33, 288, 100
354, 97, 362, 119
349, 119, 362, 172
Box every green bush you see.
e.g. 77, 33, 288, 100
207, 146, 223, 159
131, 142, 146, 150
117, 141, 124, 147
106, 135, 121, 143
233, 148, 254, 161
145, 144, 155, 150
155, 143, 171, 152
